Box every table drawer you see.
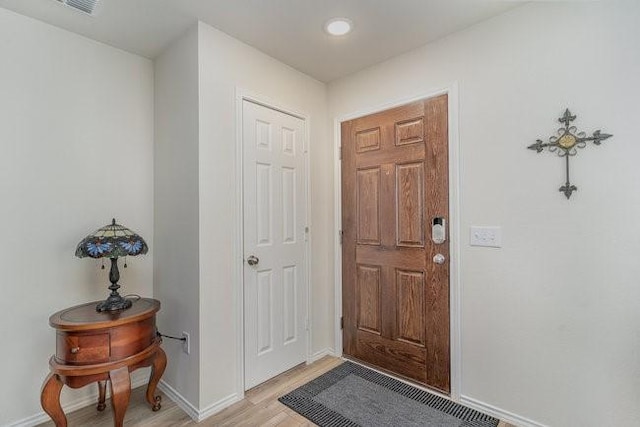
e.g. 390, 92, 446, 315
56, 332, 110, 364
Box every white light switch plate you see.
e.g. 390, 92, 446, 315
470, 226, 502, 248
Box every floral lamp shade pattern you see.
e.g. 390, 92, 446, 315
75, 218, 148, 259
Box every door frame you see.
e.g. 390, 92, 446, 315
333, 84, 462, 400
234, 88, 313, 398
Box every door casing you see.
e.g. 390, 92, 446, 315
234, 88, 312, 398
333, 84, 461, 401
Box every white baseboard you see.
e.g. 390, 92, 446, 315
8, 374, 149, 427
157, 380, 241, 423
156, 380, 200, 421
460, 395, 548, 427
307, 348, 335, 364
197, 392, 241, 422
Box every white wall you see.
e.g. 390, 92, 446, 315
0, 7, 154, 426
153, 25, 201, 408
152, 21, 331, 414
197, 21, 331, 409
328, 2, 640, 426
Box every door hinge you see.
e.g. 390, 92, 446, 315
339, 230, 344, 244
340, 316, 344, 330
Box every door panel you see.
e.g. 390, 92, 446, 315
342, 95, 450, 393
396, 269, 426, 346
396, 162, 425, 248
283, 265, 297, 344
244, 100, 307, 390
257, 270, 273, 355
356, 168, 381, 245
395, 118, 424, 146
356, 127, 381, 152
356, 264, 381, 334
256, 163, 273, 245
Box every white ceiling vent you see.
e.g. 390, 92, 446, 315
56, 0, 100, 16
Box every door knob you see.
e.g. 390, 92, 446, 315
247, 255, 259, 266
433, 254, 446, 264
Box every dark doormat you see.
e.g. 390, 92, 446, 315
279, 361, 499, 427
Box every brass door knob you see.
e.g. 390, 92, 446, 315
70, 347, 80, 354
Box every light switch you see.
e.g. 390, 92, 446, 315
470, 226, 502, 248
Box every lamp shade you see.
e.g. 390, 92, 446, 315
75, 218, 148, 259
75, 219, 148, 312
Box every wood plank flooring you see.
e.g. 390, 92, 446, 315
38, 356, 514, 426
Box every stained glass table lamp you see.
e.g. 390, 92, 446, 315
75, 219, 148, 312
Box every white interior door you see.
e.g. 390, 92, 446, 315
243, 100, 308, 390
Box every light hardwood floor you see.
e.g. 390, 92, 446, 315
38, 356, 514, 426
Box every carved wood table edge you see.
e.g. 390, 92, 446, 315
40, 298, 166, 427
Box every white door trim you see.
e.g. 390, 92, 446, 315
235, 87, 312, 397
333, 83, 462, 401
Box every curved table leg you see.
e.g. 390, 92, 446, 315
109, 367, 131, 427
146, 347, 167, 411
97, 380, 107, 411
41, 373, 67, 427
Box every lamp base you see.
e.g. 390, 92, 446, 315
95, 257, 132, 312
96, 295, 132, 312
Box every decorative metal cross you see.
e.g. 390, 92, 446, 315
528, 109, 612, 199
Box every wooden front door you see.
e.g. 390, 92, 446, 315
341, 95, 450, 393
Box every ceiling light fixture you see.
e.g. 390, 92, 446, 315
324, 18, 353, 36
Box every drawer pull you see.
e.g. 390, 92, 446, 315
70, 347, 80, 354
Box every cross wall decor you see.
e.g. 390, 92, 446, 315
527, 109, 612, 199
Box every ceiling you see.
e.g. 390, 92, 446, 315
0, 0, 523, 82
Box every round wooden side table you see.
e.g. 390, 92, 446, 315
40, 298, 166, 427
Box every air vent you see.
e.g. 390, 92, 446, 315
56, 0, 100, 16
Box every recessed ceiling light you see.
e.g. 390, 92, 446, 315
324, 18, 353, 36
